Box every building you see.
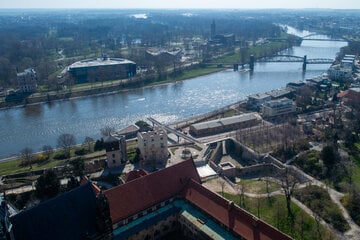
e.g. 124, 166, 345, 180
114, 125, 139, 140
8, 182, 113, 240
68, 57, 136, 84
16, 68, 37, 93
266, 88, 293, 100
261, 98, 296, 118
137, 127, 168, 167
104, 159, 292, 240
328, 64, 352, 81
104, 135, 127, 168
286, 81, 306, 91
210, 20, 216, 40
189, 113, 261, 137
247, 93, 271, 110
328, 55, 356, 81
145, 48, 182, 63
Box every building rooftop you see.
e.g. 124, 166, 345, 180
10, 182, 100, 240
248, 92, 270, 100
350, 87, 360, 93
104, 159, 201, 223
191, 113, 260, 131
116, 124, 139, 135
105, 159, 292, 240
266, 88, 292, 98
68, 57, 135, 69
181, 179, 292, 240
17, 68, 36, 77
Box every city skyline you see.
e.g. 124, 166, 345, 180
1, 0, 360, 9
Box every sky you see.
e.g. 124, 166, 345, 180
1, 0, 360, 9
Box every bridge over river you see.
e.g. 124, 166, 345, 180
257, 54, 334, 71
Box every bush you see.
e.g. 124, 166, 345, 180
74, 148, 88, 156
294, 186, 349, 232
94, 139, 105, 151
53, 152, 68, 160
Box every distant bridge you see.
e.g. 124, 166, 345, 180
257, 54, 333, 70
301, 33, 346, 42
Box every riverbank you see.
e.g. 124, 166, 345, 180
0, 64, 226, 110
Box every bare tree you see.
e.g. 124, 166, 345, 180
279, 167, 298, 222
20, 147, 33, 168
256, 197, 261, 218
265, 177, 271, 200
100, 126, 115, 137
238, 181, 246, 208
42, 145, 53, 160
218, 177, 226, 197
57, 133, 76, 158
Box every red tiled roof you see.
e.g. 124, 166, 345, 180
124, 169, 148, 183
104, 159, 201, 223
337, 90, 349, 98
80, 176, 101, 195
182, 179, 292, 240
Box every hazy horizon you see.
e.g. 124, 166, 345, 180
1, 0, 360, 10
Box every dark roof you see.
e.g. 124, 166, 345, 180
104, 159, 201, 223
10, 183, 100, 240
117, 125, 139, 135
182, 179, 292, 240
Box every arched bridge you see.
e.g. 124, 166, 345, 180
302, 33, 346, 42
257, 55, 334, 70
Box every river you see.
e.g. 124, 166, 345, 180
0, 28, 347, 159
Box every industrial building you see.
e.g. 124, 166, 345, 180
189, 113, 261, 137
68, 57, 136, 83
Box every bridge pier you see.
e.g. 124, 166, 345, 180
302, 55, 307, 71
249, 55, 255, 72
233, 64, 239, 71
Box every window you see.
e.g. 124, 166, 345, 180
113, 160, 116, 164
112, 154, 115, 158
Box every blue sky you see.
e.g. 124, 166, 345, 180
1, 0, 360, 9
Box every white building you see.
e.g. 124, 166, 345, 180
137, 127, 168, 167
247, 93, 271, 110
261, 98, 296, 117
17, 68, 37, 93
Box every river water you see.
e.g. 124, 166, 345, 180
0, 28, 347, 158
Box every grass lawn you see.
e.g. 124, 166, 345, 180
237, 179, 281, 194
0, 158, 65, 176
222, 193, 335, 240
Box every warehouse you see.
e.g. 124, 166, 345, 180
189, 113, 261, 137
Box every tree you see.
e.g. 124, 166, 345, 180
70, 157, 85, 179
20, 147, 33, 168
35, 169, 60, 200
57, 133, 76, 158
42, 145, 53, 160
83, 136, 94, 152
321, 145, 339, 176
279, 167, 297, 223
100, 126, 115, 137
